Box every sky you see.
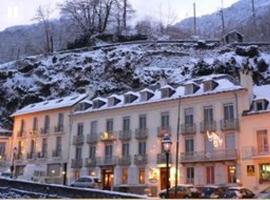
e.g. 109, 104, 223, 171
0, 0, 239, 31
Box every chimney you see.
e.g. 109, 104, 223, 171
159, 77, 168, 87
86, 87, 95, 99
239, 68, 253, 103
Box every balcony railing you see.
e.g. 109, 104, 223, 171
85, 157, 97, 168
118, 155, 131, 166
135, 129, 148, 140
52, 150, 62, 158
17, 130, 26, 137
134, 154, 148, 166
54, 125, 64, 134
200, 121, 217, 133
73, 135, 85, 145
157, 127, 171, 138
220, 119, 239, 131
87, 134, 99, 144
37, 151, 47, 159
15, 153, 24, 160
251, 146, 270, 158
181, 123, 197, 135
29, 129, 39, 136
40, 128, 50, 134
180, 149, 238, 163
98, 156, 117, 166
71, 159, 83, 168
100, 132, 117, 142
157, 153, 172, 165
27, 152, 36, 160
119, 130, 132, 141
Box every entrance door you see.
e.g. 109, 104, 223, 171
160, 168, 170, 190
102, 168, 114, 190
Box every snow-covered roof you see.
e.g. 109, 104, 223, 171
12, 94, 87, 117
0, 127, 11, 133
74, 74, 244, 115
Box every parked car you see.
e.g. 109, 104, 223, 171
70, 176, 101, 189
257, 186, 270, 199
159, 184, 201, 199
223, 187, 255, 199
197, 185, 226, 198
0, 172, 12, 178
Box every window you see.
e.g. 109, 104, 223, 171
260, 164, 270, 182
58, 113, 64, 130
105, 144, 113, 157
44, 115, 50, 133
122, 143, 129, 156
206, 166, 215, 184
224, 104, 234, 121
56, 136, 62, 152
257, 130, 269, 153
141, 92, 153, 101
139, 114, 147, 130
228, 165, 237, 183
90, 121, 98, 135
30, 139, 36, 153
89, 145, 96, 158
77, 123, 84, 136
185, 84, 194, 95
20, 119, 25, 133
123, 117, 130, 132
205, 137, 214, 153
47, 164, 61, 177
225, 133, 236, 150
18, 141, 23, 156
75, 147, 82, 159
93, 100, 105, 109
204, 81, 213, 92
256, 100, 267, 111
33, 117, 38, 130
42, 138, 47, 154
0, 143, 6, 156
204, 106, 213, 123
161, 89, 169, 98
138, 168, 145, 184
138, 141, 146, 155
124, 94, 137, 104
184, 108, 194, 125
122, 168, 128, 184
161, 112, 170, 129
185, 138, 194, 153
106, 119, 113, 133
186, 167, 194, 184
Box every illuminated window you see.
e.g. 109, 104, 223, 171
138, 168, 145, 184
260, 164, 270, 182
122, 168, 128, 184
228, 165, 237, 183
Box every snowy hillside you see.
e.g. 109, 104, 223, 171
0, 41, 270, 128
175, 0, 270, 39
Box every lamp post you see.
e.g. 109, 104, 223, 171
162, 134, 172, 198
11, 147, 17, 178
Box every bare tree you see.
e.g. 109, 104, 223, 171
33, 6, 54, 53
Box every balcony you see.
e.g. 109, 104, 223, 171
40, 128, 50, 135
135, 129, 148, 140
71, 159, 83, 168
29, 129, 39, 137
181, 123, 197, 135
27, 152, 36, 160
54, 125, 64, 134
100, 132, 117, 142
134, 154, 148, 166
52, 150, 62, 158
85, 157, 97, 168
37, 151, 47, 159
87, 134, 99, 144
157, 127, 171, 138
200, 121, 217, 133
251, 146, 270, 158
17, 130, 26, 138
157, 153, 172, 165
73, 135, 85, 145
220, 119, 239, 131
98, 156, 117, 166
119, 130, 132, 141
15, 153, 24, 161
180, 149, 238, 164
118, 155, 131, 166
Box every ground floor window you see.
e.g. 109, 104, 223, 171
206, 166, 215, 184
74, 170, 80, 180
122, 168, 128, 184
47, 164, 61, 177
138, 168, 145, 184
186, 167, 194, 184
260, 164, 270, 182
228, 165, 237, 183
15, 165, 24, 177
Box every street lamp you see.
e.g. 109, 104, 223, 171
162, 134, 172, 198
11, 147, 17, 178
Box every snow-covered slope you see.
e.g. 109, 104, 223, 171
175, 0, 270, 39
0, 41, 270, 128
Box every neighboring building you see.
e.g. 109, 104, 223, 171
223, 30, 244, 44
0, 127, 12, 173
68, 73, 252, 195
240, 84, 270, 192
10, 94, 87, 184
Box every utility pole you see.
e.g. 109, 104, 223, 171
193, 2, 197, 36
220, 0, 225, 43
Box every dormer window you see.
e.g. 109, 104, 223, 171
185, 84, 199, 95
124, 94, 138, 104
203, 80, 218, 92
75, 102, 92, 111
140, 91, 154, 101
161, 87, 175, 98
255, 100, 268, 111
108, 96, 121, 107
92, 99, 106, 109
